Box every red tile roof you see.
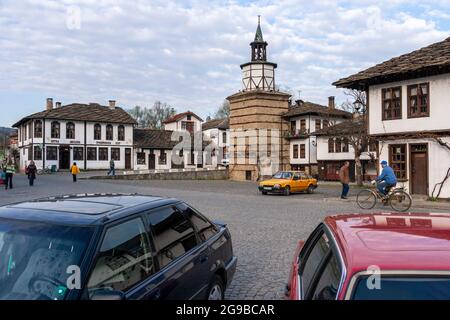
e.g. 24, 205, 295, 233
162, 111, 203, 124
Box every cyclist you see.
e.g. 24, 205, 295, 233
372, 160, 397, 197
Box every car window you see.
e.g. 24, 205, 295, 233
272, 172, 293, 179
0, 219, 94, 300
300, 232, 330, 297
311, 253, 341, 300
177, 203, 218, 242
87, 218, 154, 296
293, 173, 300, 180
148, 206, 198, 269
352, 277, 450, 300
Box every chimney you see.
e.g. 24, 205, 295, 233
55, 101, 62, 108
108, 100, 116, 109
46, 98, 53, 110
328, 96, 335, 109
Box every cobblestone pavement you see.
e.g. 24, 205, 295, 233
1, 173, 449, 300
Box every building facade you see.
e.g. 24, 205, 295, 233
163, 111, 203, 133
315, 120, 378, 182
13, 99, 137, 171
334, 36, 450, 198
227, 20, 291, 181
282, 97, 352, 176
202, 118, 229, 166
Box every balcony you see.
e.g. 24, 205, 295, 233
284, 129, 309, 140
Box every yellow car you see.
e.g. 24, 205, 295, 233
258, 171, 318, 196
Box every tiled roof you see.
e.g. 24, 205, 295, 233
333, 36, 450, 89
162, 111, 203, 124
202, 118, 229, 131
314, 118, 364, 136
134, 128, 212, 150
134, 128, 178, 149
13, 103, 137, 127
282, 101, 352, 119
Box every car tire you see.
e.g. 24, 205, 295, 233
262, 191, 268, 195
307, 185, 314, 194
284, 186, 290, 196
207, 275, 225, 300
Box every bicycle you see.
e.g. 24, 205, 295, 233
37, 166, 53, 175
356, 182, 412, 212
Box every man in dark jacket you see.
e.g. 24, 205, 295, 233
339, 161, 350, 199
26, 160, 37, 186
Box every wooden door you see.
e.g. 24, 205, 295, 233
410, 144, 428, 195
59, 146, 70, 170
148, 152, 156, 170
125, 148, 132, 170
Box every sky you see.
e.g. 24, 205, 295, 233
1, 0, 450, 127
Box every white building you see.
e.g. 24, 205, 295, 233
315, 119, 378, 182
13, 99, 137, 171
202, 118, 229, 167
282, 97, 352, 176
334, 36, 450, 198
163, 111, 203, 133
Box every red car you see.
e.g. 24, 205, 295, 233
286, 213, 450, 300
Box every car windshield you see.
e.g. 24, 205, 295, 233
272, 172, 293, 179
352, 276, 450, 300
0, 218, 94, 300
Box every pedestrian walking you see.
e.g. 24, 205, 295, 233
339, 161, 350, 199
26, 160, 37, 186
70, 162, 80, 182
108, 160, 115, 176
4, 159, 15, 190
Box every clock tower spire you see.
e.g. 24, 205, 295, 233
240, 17, 277, 91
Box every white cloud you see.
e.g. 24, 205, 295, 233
0, 0, 449, 122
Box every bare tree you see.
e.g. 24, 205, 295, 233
127, 102, 176, 129
323, 90, 377, 186
214, 100, 230, 119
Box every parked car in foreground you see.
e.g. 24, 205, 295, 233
286, 212, 450, 300
0, 194, 237, 300
258, 171, 318, 196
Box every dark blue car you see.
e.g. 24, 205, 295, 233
0, 194, 237, 300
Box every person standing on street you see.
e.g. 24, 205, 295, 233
108, 160, 115, 176
339, 161, 350, 199
26, 160, 37, 186
70, 162, 80, 182
4, 159, 15, 190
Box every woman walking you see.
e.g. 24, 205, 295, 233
70, 162, 80, 182
4, 159, 15, 190
26, 160, 37, 186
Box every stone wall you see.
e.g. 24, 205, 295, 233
87, 169, 229, 181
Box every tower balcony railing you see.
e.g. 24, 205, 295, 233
284, 129, 309, 139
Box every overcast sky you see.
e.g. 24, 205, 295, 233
1, 0, 450, 127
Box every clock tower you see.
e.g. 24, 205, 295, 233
227, 18, 291, 181
241, 16, 277, 92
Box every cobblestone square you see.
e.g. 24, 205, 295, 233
1, 174, 449, 299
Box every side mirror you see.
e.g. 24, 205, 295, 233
91, 289, 125, 300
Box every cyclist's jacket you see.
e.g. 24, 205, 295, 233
376, 166, 397, 185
